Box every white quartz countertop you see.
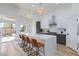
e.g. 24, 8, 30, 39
20, 32, 56, 40
34, 34, 56, 40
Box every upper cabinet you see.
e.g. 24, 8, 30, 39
41, 19, 49, 29
41, 15, 49, 29
41, 15, 57, 29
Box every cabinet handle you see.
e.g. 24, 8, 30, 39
67, 33, 69, 35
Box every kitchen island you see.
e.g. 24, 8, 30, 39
20, 32, 57, 56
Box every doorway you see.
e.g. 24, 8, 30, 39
0, 23, 16, 42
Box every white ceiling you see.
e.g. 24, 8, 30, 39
14, 3, 72, 17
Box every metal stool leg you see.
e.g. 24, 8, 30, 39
43, 46, 45, 56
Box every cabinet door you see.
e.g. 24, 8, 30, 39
41, 18, 49, 29
66, 15, 78, 51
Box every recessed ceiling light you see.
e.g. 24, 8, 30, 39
32, 5, 35, 7
56, 3, 59, 5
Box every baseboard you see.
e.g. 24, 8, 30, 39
67, 47, 77, 53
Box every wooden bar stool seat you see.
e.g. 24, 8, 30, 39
19, 34, 22, 39
21, 34, 27, 48
31, 38, 45, 56
36, 42, 44, 48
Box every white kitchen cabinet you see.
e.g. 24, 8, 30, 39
66, 15, 79, 52
41, 19, 49, 29
41, 16, 49, 29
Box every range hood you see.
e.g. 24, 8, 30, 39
49, 16, 57, 26
49, 22, 57, 26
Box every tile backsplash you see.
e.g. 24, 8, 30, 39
57, 28, 66, 34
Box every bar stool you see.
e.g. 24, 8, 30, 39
21, 34, 26, 48
21, 35, 28, 53
25, 36, 32, 55
19, 34, 22, 47
19, 34, 22, 39
31, 38, 45, 56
